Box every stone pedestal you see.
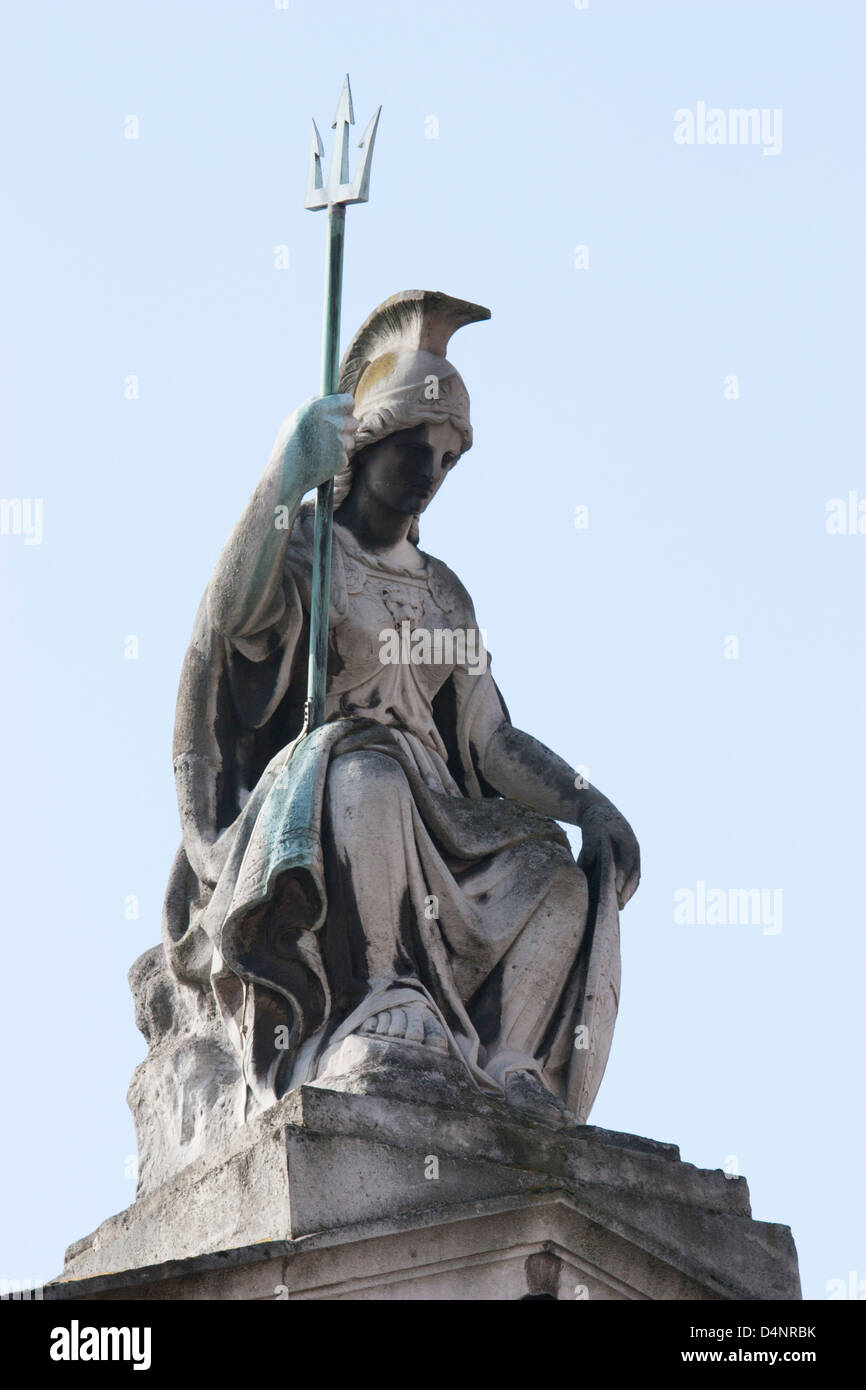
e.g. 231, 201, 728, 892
47, 1040, 800, 1302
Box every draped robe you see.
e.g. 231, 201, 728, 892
161, 506, 622, 1126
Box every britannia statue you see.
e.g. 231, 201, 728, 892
50, 80, 798, 1315
129, 288, 640, 1192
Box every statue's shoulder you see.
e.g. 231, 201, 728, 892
420, 550, 477, 621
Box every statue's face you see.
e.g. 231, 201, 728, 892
353, 420, 463, 517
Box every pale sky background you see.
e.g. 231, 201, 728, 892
1, 0, 863, 1301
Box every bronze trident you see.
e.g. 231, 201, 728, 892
303, 76, 381, 732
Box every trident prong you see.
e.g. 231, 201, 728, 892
304, 74, 381, 210
305, 119, 326, 206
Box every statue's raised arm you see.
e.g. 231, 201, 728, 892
206, 394, 358, 642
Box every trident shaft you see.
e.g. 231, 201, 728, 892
304, 75, 381, 732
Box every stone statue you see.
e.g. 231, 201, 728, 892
128, 290, 640, 1196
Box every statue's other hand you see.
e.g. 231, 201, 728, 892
578, 803, 641, 911
270, 393, 359, 496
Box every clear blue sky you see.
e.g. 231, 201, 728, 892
1, 0, 863, 1301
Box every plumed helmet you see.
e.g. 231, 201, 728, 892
337, 290, 490, 454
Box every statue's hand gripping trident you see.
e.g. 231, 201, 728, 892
303, 76, 381, 733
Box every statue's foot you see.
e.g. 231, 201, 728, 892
357, 1001, 449, 1053
504, 1069, 575, 1127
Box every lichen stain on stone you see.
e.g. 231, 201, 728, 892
357, 352, 397, 399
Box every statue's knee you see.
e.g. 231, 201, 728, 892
327, 750, 407, 816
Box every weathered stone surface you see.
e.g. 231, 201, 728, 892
127, 946, 242, 1198
51, 1048, 800, 1301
